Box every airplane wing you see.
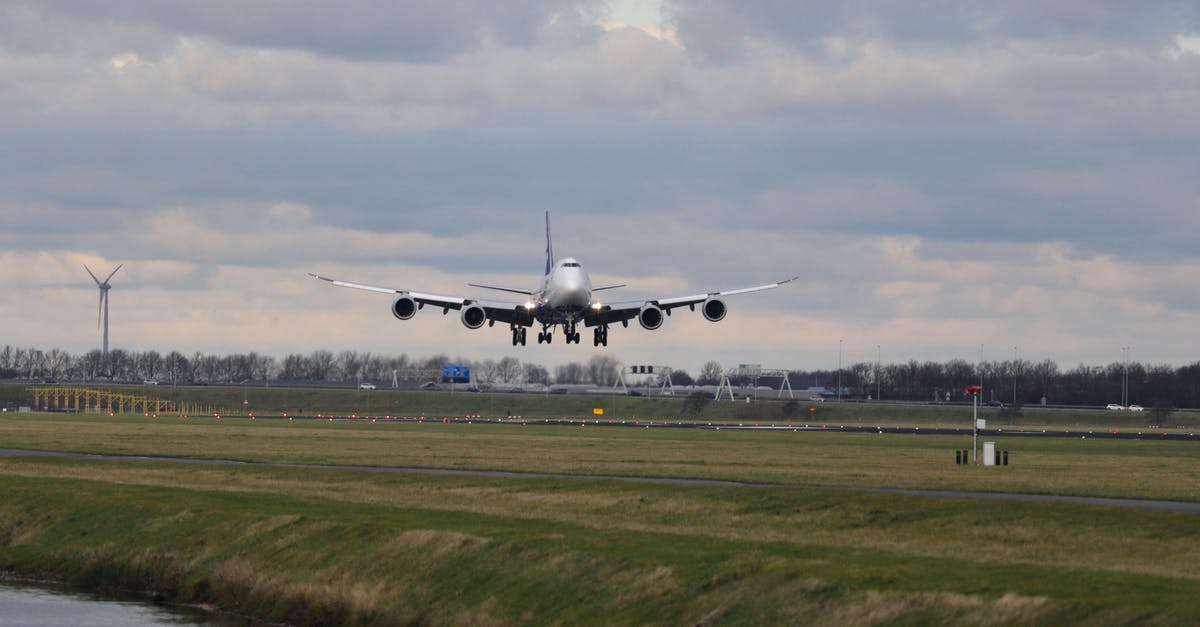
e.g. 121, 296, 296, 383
467, 283, 535, 296
308, 273, 536, 326
583, 276, 798, 328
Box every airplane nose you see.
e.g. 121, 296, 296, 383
562, 283, 588, 307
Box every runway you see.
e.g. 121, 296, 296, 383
3, 447, 1197, 515
158, 412, 1200, 441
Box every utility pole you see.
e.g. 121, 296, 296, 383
876, 344, 881, 402
837, 339, 843, 402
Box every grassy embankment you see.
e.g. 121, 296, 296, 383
1, 411, 1198, 624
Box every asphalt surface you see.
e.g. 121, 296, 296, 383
2, 447, 1198, 515
178, 413, 1200, 441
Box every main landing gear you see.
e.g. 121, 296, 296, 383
593, 325, 608, 347
539, 322, 583, 344
563, 321, 581, 344
511, 325, 527, 346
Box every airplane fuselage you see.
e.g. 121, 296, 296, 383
533, 257, 593, 325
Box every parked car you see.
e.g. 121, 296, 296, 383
986, 400, 1005, 408
143, 379, 158, 385
1127, 404, 1144, 412
1106, 403, 1123, 411
808, 395, 824, 402
358, 382, 377, 390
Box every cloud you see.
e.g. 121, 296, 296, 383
0, 2, 1198, 373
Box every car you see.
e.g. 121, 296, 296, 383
808, 395, 824, 402
1127, 404, 1144, 412
143, 379, 158, 385
1106, 403, 1123, 411
986, 400, 1005, 408
358, 382, 377, 390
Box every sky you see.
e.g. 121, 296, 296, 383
2, 1, 1199, 375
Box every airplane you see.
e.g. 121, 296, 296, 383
309, 213, 796, 347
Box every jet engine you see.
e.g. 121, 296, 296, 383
460, 303, 487, 329
392, 296, 417, 320
638, 304, 664, 330
701, 297, 727, 322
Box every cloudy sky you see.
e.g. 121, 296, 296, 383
2, 1, 1199, 375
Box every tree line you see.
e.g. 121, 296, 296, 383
1, 345, 1197, 408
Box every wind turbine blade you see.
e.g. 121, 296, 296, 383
84, 265, 101, 285
104, 264, 123, 283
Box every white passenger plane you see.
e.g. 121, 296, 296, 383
309, 213, 796, 346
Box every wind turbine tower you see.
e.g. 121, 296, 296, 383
85, 264, 123, 357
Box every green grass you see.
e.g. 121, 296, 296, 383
2, 413, 1198, 501
2, 410, 1199, 625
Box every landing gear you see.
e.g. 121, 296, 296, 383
592, 325, 608, 347
538, 324, 552, 344
511, 325, 527, 346
564, 321, 581, 344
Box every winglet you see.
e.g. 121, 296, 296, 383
544, 211, 554, 276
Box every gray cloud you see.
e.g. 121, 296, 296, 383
1, 2, 1198, 371
5, 1, 602, 61
666, 1, 1200, 62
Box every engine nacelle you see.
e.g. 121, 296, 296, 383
701, 297, 727, 322
460, 303, 486, 329
638, 304, 664, 330
392, 296, 417, 320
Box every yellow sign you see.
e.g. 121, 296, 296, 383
593, 408, 604, 416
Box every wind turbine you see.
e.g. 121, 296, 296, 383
85, 264, 123, 357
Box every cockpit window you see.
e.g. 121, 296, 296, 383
563, 262, 581, 268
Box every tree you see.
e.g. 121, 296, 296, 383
336, 351, 363, 382
697, 361, 723, 386
307, 350, 335, 381
555, 362, 586, 384
587, 355, 619, 386
669, 369, 694, 386
497, 356, 523, 383
138, 350, 163, 381
164, 351, 189, 385
523, 363, 550, 385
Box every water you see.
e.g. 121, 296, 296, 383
0, 581, 250, 626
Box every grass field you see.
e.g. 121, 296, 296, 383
2, 398, 1199, 624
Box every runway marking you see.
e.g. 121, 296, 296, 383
2, 447, 1198, 514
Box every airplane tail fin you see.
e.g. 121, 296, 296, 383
544, 211, 554, 275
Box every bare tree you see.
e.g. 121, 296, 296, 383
555, 362, 586, 384
497, 356, 523, 383
307, 350, 335, 381
697, 361, 723, 386
523, 363, 549, 385
587, 355, 619, 386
